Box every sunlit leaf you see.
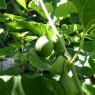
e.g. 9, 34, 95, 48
24, 36, 38, 42
7, 21, 54, 37
55, 1, 77, 18
82, 83, 95, 95
28, 0, 46, 19
4, 13, 25, 21
7, 21, 46, 36
45, 2, 54, 15
16, 0, 27, 10
12, 76, 25, 95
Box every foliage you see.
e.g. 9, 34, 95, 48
0, 0, 95, 95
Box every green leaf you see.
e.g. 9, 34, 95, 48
80, 66, 93, 77
82, 83, 95, 95
13, 0, 23, 15
72, 0, 95, 31
0, 77, 14, 95
21, 75, 65, 95
59, 74, 77, 95
7, 21, 46, 36
12, 76, 25, 95
4, 13, 25, 21
61, 24, 83, 34
0, 67, 19, 75
28, 1, 54, 17
16, 0, 27, 10
49, 55, 65, 74
83, 41, 95, 54
88, 57, 95, 73
0, 44, 17, 57
48, 78, 65, 95
61, 24, 69, 34
0, 0, 7, 9
22, 75, 53, 95
24, 36, 38, 42
45, 2, 54, 15
0, 14, 8, 22
29, 48, 50, 70
89, 28, 95, 39
55, 1, 77, 18
28, 0, 46, 19
7, 21, 54, 37
0, 78, 5, 93
72, 0, 85, 18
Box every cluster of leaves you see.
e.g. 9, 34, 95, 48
0, 0, 95, 95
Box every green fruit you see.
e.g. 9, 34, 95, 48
54, 37, 64, 53
59, 74, 77, 95
35, 36, 53, 57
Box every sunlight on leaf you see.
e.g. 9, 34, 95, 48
82, 83, 95, 95
16, 0, 27, 10
55, 1, 77, 18
0, 75, 12, 82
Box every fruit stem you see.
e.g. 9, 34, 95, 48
70, 64, 84, 95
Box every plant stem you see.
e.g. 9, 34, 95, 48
69, 30, 87, 95
38, 0, 58, 35
38, 0, 71, 60
69, 26, 93, 94
70, 31, 86, 64
38, 0, 84, 95
70, 64, 84, 95
70, 23, 93, 64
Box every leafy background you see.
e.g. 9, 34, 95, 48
0, 0, 95, 95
